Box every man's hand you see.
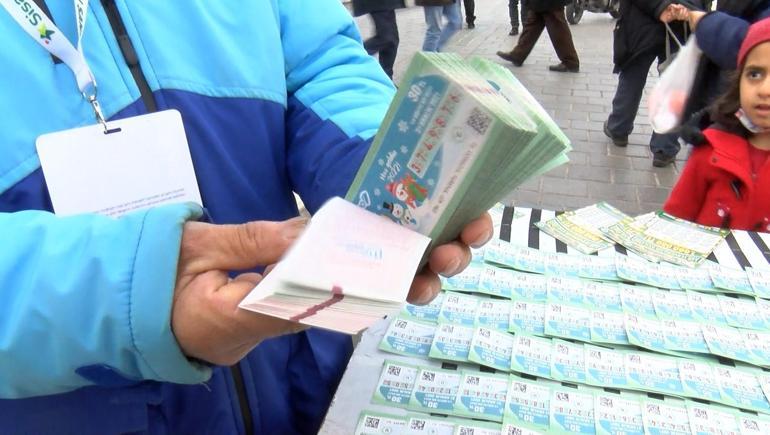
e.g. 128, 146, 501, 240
660, 4, 688, 23
171, 218, 307, 366
406, 213, 494, 305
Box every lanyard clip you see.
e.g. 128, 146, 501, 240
87, 93, 108, 133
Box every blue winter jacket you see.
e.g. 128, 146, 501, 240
0, 1, 394, 434
696, 4, 770, 69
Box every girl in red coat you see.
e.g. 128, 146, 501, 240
664, 17, 770, 232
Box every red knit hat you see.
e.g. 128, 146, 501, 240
738, 17, 770, 67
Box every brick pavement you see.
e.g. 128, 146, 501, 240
352, 1, 685, 215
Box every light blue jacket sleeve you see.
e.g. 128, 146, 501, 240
279, 0, 397, 212
0, 203, 211, 398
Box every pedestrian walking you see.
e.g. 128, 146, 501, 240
464, 0, 477, 28
352, 0, 406, 79
509, 0, 528, 35
496, 0, 580, 72
417, 0, 463, 52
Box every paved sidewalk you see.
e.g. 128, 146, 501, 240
352, 1, 684, 215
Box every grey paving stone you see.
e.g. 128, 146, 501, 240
612, 168, 658, 186
541, 177, 588, 197
586, 181, 638, 202
568, 165, 611, 182
638, 186, 673, 204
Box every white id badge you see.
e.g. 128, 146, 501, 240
36, 110, 202, 217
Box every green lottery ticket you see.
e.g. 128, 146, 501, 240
550, 338, 587, 384
544, 302, 591, 342
593, 392, 644, 435
710, 265, 755, 296
624, 313, 669, 354
590, 311, 629, 345
442, 262, 484, 292
624, 351, 684, 395
504, 375, 552, 431
641, 398, 691, 435
507, 272, 547, 302
476, 266, 515, 299
653, 289, 695, 321
508, 299, 546, 336
454, 371, 509, 422
474, 298, 511, 331
406, 415, 456, 435
402, 292, 444, 323
583, 281, 622, 313
742, 329, 770, 366
549, 387, 596, 435
649, 262, 684, 290
510, 334, 552, 378
542, 252, 581, 278
484, 241, 546, 275
702, 324, 754, 363
584, 344, 628, 388
717, 295, 767, 330
453, 420, 502, 435
686, 402, 740, 435
746, 267, 770, 299
468, 327, 515, 372
501, 422, 546, 435
536, 202, 626, 255
373, 360, 419, 407
409, 366, 462, 414
687, 290, 729, 326
677, 262, 717, 292
546, 276, 586, 305
661, 319, 709, 353
737, 412, 770, 435
355, 410, 407, 435
714, 366, 770, 413
438, 292, 479, 326
619, 284, 657, 317
430, 322, 474, 362
678, 359, 722, 402
379, 316, 436, 357
578, 255, 620, 282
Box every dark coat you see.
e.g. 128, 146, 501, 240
664, 128, 770, 232
415, 0, 455, 6
527, 0, 571, 13
352, 0, 406, 16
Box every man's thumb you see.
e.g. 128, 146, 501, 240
180, 217, 307, 272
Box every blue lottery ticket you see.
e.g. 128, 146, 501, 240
702, 324, 754, 363
355, 411, 407, 435
678, 359, 722, 403
442, 262, 484, 292
406, 416, 455, 435
546, 276, 586, 305
710, 265, 755, 296
501, 422, 546, 435
484, 241, 546, 275
686, 402, 740, 435
583, 281, 622, 313
715, 366, 770, 413
619, 284, 657, 317
661, 319, 709, 353
686, 290, 728, 326
402, 292, 444, 323
677, 262, 717, 292
543, 252, 581, 278
453, 421, 502, 435
477, 266, 515, 299
550, 339, 586, 384
737, 413, 770, 435
717, 295, 767, 330
429, 322, 474, 362
653, 289, 695, 321
594, 392, 644, 435
504, 376, 551, 431
438, 292, 479, 326
578, 255, 620, 282
454, 371, 509, 422
511, 334, 552, 378
549, 388, 596, 435
468, 327, 515, 372
746, 267, 770, 299
509, 272, 547, 302
641, 398, 691, 435
379, 317, 436, 357
475, 298, 511, 331
590, 311, 629, 345
584, 344, 628, 388
616, 255, 656, 287
624, 352, 684, 395
409, 367, 462, 414
544, 302, 591, 342
509, 300, 546, 336
373, 360, 420, 407
624, 313, 668, 353
742, 330, 770, 366
649, 262, 684, 290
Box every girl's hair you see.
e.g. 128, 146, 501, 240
709, 69, 750, 136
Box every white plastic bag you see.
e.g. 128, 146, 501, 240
648, 33, 702, 134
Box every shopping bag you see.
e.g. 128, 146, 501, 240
648, 33, 702, 133
657, 22, 687, 74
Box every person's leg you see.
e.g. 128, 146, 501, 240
606, 51, 657, 142
422, 6, 443, 52
650, 132, 681, 166
436, 2, 462, 51
463, 0, 476, 27
375, 10, 399, 79
521, 0, 527, 26
363, 11, 387, 55
543, 7, 579, 71
506, 10, 545, 64
508, 0, 520, 34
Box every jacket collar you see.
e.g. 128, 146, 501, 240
703, 128, 754, 189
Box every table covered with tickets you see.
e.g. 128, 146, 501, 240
319, 205, 770, 435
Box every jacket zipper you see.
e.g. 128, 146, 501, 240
98, 2, 255, 434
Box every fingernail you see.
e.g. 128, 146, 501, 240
441, 258, 462, 277
282, 217, 308, 241
470, 230, 493, 249
415, 282, 438, 305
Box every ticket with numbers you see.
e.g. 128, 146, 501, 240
686, 402, 740, 435
653, 289, 695, 321
474, 298, 511, 331
710, 265, 754, 296
624, 313, 669, 354
737, 412, 770, 435
504, 375, 552, 431
549, 387, 595, 435
355, 411, 407, 435
590, 311, 629, 345
687, 290, 729, 326
476, 265, 515, 299
379, 316, 436, 357
544, 302, 591, 342
702, 324, 754, 363
677, 359, 722, 402
430, 322, 474, 362
438, 292, 480, 326
714, 366, 770, 413
742, 329, 770, 366
578, 255, 620, 282
550, 339, 586, 384
483, 242, 546, 275
453, 420, 502, 435
717, 295, 767, 330
624, 351, 684, 395
454, 371, 509, 422
442, 262, 484, 292
510, 333, 553, 378
406, 415, 456, 435
409, 366, 462, 414
401, 291, 444, 323
661, 318, 709, 354
641, 398, 691, 435
619, 284, 657, 317
468, 327, 515, 372
594, 392, 644, 435
508, 299, 546, 336
501, 422, 546, 435
677, 262, 717, 292
546, 276, 586, 305
583, 281, 622, 313
584, 344, 628, 388
542, 252, 581, 278
373, 360, 420, 407
746, 267, 770, 299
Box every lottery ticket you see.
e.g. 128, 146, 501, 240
653, 289, 695, 321
484, 241, 546, 275
714, 366, 770, 413
678, 359, 722, 402
686, 402, 740, 435
510, 334, 553, 378
661, 319, 709, 354
355, 411, 407, 435
687, 290, 729, 326
509, 299, 546, 336
584, 344, 628, 388
454, 371, 509, 422
549, 387, 595, 435
543, 252, 582, 278
594, 392, 644, 435
702, 324, 754, 363
504, 375, 552, 431
373, 360, 420, 407
379, 316, 436, 357
406, 416, 455, 435
476, 266, 515, 299
746, 267, 770, 299
717, 295, 767, 330
438, 292, 480, 326
442, 262, 485, 292
430, 322, 474, 362
624, 313, 668, 354
409, 367, 462, 414
619, 284, 657, 317
468, 327, 515, 372
583, 281, 622, 313
590, 310, 629, 345
546, 276, 586, 305
544, 302, 591, 342
578, 255, 620, 282
402, 292, 445, 323
550, 339, 586, 384
742, 329, 770, 366
710, 265, 755, 296
641, 398, 691, 435
624, 351, 684, 395
453, 420, 502, 435
475, 298, 511, 331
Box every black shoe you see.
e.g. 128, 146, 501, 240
509, 27, 518, 36
467, 21, 475, 29
548, 63, 579, 73
652, 150, 677, 167
496, 50, 522, 66
603, 121, 628, 147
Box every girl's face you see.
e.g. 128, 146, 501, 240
741, 41, 770, 130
